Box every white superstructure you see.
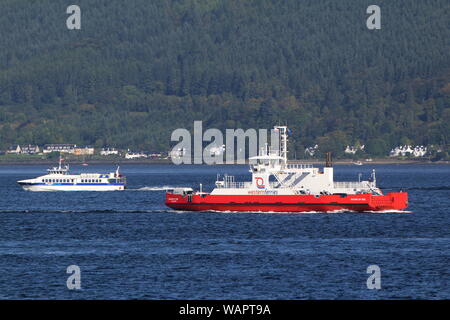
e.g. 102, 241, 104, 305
211, 126, 382, 196
17, 158, 126, 191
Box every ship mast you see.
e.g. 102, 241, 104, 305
274, 126, 288, 165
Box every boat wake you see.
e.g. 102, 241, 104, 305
382, 186, 450, 191
130, 186, 176, 191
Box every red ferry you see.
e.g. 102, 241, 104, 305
165, 126, 408, 213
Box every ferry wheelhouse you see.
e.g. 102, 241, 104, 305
17, 158, 126, 191
166, 126, 408, 212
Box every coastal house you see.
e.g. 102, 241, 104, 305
344, 145, 365, 155
149, 152, 163, 159
169, 147, 186, 159
43, 144, 77, 154
100, 148, 119, 156
73, 146, 95, 156
390, 145, 428, 157
207, 144, 225, 157
20, 145, 40, 154
125, 151, 148, 159
6, 145, 21, 154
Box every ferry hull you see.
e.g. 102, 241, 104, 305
19, 183, 125, 191
165, 192, 408, 212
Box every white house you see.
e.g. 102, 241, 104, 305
207, 144, 225, 157
43, 144, 77, 154
125, 150, 148, 159
169, 147, 186, 159
390, 145, 428, 157
6, 145, 21, 154
100, 148, 119, 156
344, 145, 365, 155
20, 145, 40, 154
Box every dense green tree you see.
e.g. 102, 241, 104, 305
0, 0, 448, 157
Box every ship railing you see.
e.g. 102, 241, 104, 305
286, 163, 313, 170
217, 181, 252, 189
334, 181, 369, 189
216, 181, 279, 189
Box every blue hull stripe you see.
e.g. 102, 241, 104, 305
19, 183, 125, 186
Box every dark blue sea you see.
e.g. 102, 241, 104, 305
0, 164, 448, 299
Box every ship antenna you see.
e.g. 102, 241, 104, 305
325, 152, 332, 167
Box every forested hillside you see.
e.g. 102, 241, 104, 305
0, 0, 449, 157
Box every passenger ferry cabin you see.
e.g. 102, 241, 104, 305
17, 158, 126, 191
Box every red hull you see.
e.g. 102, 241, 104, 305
166, 192, 408, 212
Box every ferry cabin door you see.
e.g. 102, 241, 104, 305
185, 192, 193, 203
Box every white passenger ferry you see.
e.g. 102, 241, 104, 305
17, 158, 126, 191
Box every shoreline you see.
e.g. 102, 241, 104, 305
0, 158, 448, 165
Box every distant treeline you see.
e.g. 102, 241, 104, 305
0, 0, 449, 158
